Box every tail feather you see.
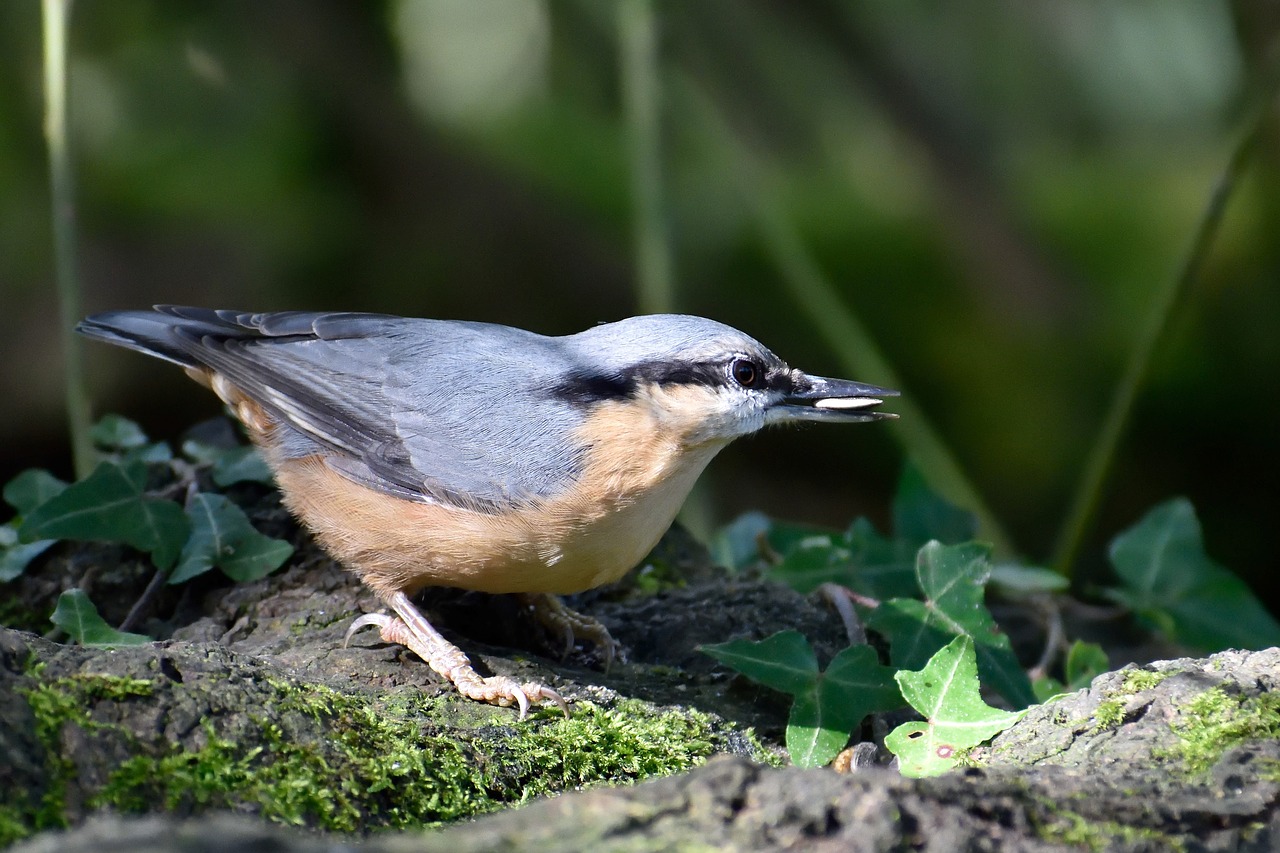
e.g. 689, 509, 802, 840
75, 308, 215, 368
75, 305, 308, 367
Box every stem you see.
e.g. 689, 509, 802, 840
750, 194, 1016, 556
43, 0, 94, 479
1050, 97, 1275, 577
677, 77, 1015, 554
618, 0, 675, 314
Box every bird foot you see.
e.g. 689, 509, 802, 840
345, 596, 569, 720
517, 592, 622, 671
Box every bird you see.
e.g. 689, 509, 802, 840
77, 306, 897, 718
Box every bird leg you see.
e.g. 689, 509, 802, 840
516, 592, 621, 671
345, 591, 569, 720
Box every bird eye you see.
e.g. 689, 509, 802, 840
731, 358, 760, 388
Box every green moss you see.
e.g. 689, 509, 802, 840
1119, 669, 1168, 694
1089, 668, 1172, 732
14, 664, 743, 839
0, 802, 32, 848
16, 671, 157, 841
92, 689, 728, 831
1164, 687, 1280, 775
1091, 698, 1126, 731
1034, 807, 1179, 852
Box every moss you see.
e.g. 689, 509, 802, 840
1089, 668, 1172, 732
92, 689, 728, 831
15, 663, 744, 839
0, 803, 33, 848
1119, 669, 1168, 694
1164, 687, 1280, 776
16, 671, 157, 841
1033, 807, 1180, 852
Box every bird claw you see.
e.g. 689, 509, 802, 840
343, 612, 393, 647
518, 593, 622, 671
466, 676, 570, 720
344, 604, 569, 719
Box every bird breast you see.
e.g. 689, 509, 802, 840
266, 387, 729, 598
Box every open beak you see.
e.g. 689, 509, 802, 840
768, 373, 899, 424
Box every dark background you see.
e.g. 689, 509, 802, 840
2, 2, 1277, 608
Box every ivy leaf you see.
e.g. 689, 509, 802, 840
1108, 499, 1280, 651
787, 644, 902, 767
766, 462, 981, 601
50, 589, 151, 647
886, 636, 1024, 777
121, 442, 174, 464
1064, 641, 1108, 688
866, 541, 1036, 708
767, 518, 919, 600
211, 447, 274, 487
169, 493, 292, 584
840, 517, 921, 599
703, 631, 902, 768
1033, 640, 1109, 702
767, 533, 854, 594
892, 464, 977, 547
709, 511, 773, 570
4, 469, 69, 516
182, 440, 275, 487
988, 563, 1069, 597
0, 523, 56, 582
701, 630, 817, 695
19, 460, 189, 569
91, 415, 174, 463
90, 414, 150, 450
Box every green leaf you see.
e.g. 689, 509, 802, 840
1109, 498, 1205, 604
767, 518, 919, 600
213, 447, 274, 487
701, 630, 817, 695
1032, 641, 1108, 703
841, 517, 921, 599
182, 440, 275, 487
704, 632, 902, 768
892, 464, 977, 546
1108, 498, 1280, 651
764, 519, 837, 560
766, 533, 852, 594
19, 460, 190, 570
866, 541, 1036, 708
50, 589, 151, 646
786, 644, 901, 767
1063, 640, 1108, 689
122, 441, 174, 464
4, 469, 69, 516
170, 493, 293, 584
0, 522, 57, 582
91, 414, 150, 450
886, 636, 1024, 777
709, 511, 772, 570
1031, 675, 1064, 703
988, 563, 1069, 596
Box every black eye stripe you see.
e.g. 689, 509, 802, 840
551, 355, 786, 404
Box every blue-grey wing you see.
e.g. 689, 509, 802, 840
83, 307, 588, 511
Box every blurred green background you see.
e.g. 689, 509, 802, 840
3, 1, 1278, 606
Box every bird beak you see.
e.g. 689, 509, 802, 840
768, 373, 899, 423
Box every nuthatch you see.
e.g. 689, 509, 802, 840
78, 306, 897, 717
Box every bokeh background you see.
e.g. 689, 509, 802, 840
2, 1, 1278, 607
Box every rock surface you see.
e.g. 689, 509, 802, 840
3, 525, 1279, 851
